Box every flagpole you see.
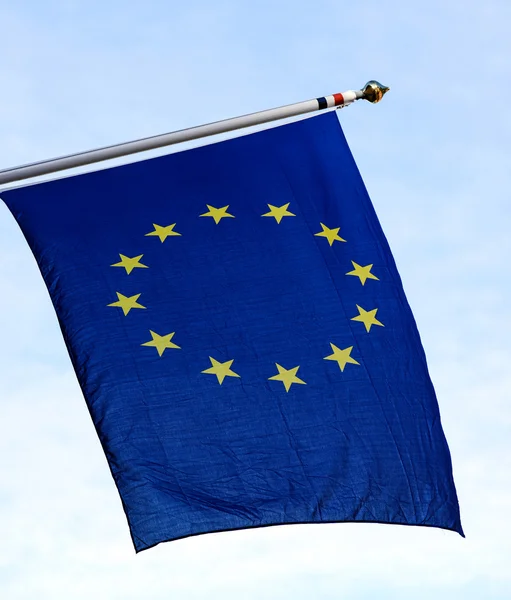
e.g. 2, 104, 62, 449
0, 81, 388, 186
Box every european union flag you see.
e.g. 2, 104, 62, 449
1, 112, 463, 551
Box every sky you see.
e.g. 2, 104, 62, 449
0, 0, 510, 597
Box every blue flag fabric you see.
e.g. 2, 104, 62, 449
1, 112, 463, 551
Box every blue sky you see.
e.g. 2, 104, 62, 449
1, 1, 510, 598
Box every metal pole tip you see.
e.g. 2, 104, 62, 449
361, 81, 390, 104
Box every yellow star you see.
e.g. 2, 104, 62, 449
201, 357, 240, 384
314, 223, 346, 246
111, 254, 149, 275
262, 203, 295, 223
145, 223, 181, 242
346, 261, 379, 285
141, 331, 180, 356
200, 205, 235, 224
268, 363, 306, 392
324, 344, 360, 372
107, 292, 146, 316
351, 305, 384, 333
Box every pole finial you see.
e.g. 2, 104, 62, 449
361, 81, 390, 104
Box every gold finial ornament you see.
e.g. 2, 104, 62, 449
361, 81, 390, 103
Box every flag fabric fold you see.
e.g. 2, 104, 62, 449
1, 112, 463, 551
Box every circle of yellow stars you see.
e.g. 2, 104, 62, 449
106, 202, 383, 392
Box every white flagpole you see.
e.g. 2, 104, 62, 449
0, 81, 388, 186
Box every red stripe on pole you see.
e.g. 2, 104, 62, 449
333, 93, 344, 106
